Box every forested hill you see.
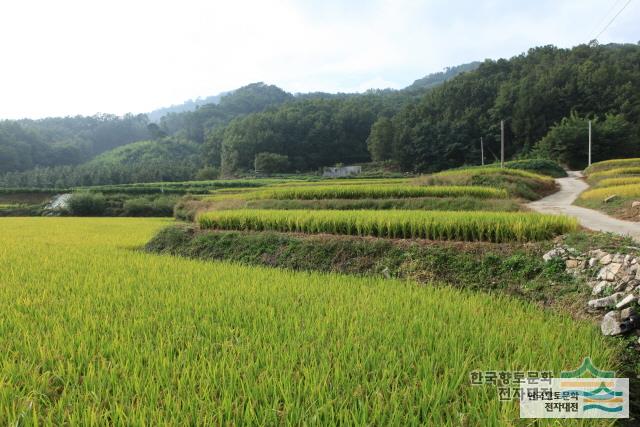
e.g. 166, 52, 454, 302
2, 43, 640, 188
147, 92, 227, 123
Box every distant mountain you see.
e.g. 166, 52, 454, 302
404, 61, 481, 92
147, 91, 231, 122
146, 64, 480, 122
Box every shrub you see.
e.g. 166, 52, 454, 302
194, 167, 220, 180
122, 196, 178, 217
254, 153, 290, 175
67, 192, 107, 216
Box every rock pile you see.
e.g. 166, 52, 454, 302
543, 245, 640, 336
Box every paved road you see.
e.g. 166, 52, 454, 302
528, 171, 640, 241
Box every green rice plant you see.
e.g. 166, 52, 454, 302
198, 209, 577, 242
579, 184, 640, 201
252, 184, 507, 200
0, 217, 618, 424
584, 157, 640, 174
271, 177, 411, 187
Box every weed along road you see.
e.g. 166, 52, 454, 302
528, 171, 640, 242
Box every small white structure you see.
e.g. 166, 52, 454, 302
323, 166, 362, 178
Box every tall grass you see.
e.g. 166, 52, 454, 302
0, 217, 616, 424
198, 209, 577, 242
253, 184, 507, 200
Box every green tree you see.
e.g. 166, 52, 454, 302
533, 112, 637, 169
367, 117, 394, 161
254, 152, 289, 175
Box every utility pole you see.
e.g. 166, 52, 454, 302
500, 120, 505, 168
589, 120, 591, 166
480, 137, 484, 166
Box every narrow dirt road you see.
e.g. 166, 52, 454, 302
528, 171, 640, 241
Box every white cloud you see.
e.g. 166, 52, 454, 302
0, 0, 638, 119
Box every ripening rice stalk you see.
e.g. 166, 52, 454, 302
0, 217, 616, 425
579, 184, 640, 201
198, 209, 577, 242
584, 158, 640, 174
425, 167, 553, 182
595, 177, 640, 188
587, 167, 640, 182
252, 185, 507, 200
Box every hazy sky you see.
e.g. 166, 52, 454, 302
1, 0, 638, 119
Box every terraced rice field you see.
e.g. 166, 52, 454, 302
198, 209, 578, 242
253, 184, 507, 200
0, 217, 616, 425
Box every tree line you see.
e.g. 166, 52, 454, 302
2, 44, 639, 188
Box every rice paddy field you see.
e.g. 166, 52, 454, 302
198, 209, 578, 242
252, 184, 507, 200
0, 217, 618, 425
577, 158, 640, 220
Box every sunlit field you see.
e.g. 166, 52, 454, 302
0, 217, 615, 425
198, 209, 577, 242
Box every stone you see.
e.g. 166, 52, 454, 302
632, 201, 640, 208
612, 254, 625, 264
627, 279, 640, 289
621, 307, 637, 320
589, 249, 608, 260
624, 254, 633, 265
615, 281, 628, 292
597, 263, 623, 281
588, 292, 624, 309
381, 267, 391, 279
601, 311, 623, 336
600, 254, 613, 265
592, 281, 611, 296
565, 259, 579, 269
588, 258, 598, 268
543, 247, 566, 262
616, 294, 637, 309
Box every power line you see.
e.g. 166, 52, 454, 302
589, 0, 625, 37
593, 0, 633, 41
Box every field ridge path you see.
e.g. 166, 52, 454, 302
528, 170, 640, 242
